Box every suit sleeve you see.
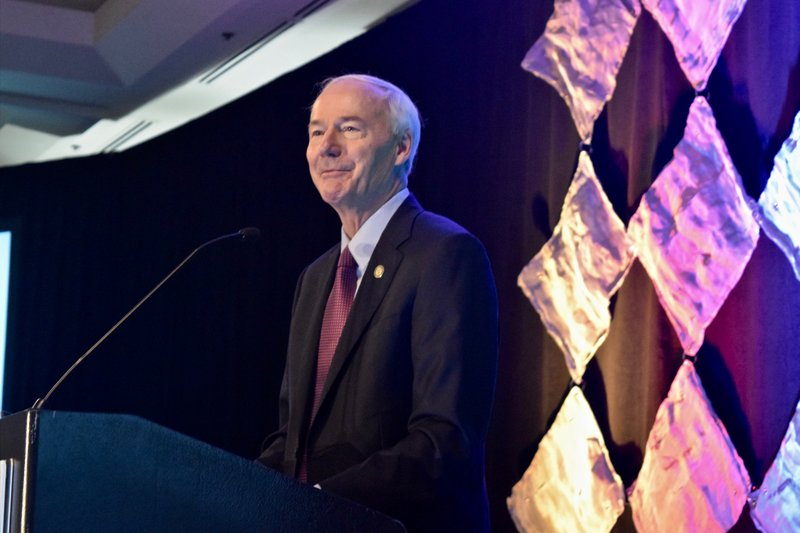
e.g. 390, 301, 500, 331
256, 267, 308, 472
318, 232, 499, 519
257, 368, 289, 470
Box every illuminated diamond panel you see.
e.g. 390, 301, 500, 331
507, 386, 625, 532
641, 0, 748, 90
758, 110, 800, 282
522, 0, 641, 142
749, 397, 800, 532
627, 96, 759, 355
519, 151, 634, 383
629, 361, 751, 532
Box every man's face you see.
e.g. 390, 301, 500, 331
306, 79, 410, 216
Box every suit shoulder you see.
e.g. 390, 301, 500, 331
301, 244, 339, 278
412, 211, 484, 250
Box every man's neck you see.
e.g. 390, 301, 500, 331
340, 210, 379, 239
337, 182, 405, 238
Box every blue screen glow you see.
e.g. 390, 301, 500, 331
0, 231, 10, 412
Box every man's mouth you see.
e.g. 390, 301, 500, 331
321, 168, 351, 176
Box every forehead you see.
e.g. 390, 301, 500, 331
310, 80, 390, 122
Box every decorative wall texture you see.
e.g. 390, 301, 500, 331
510, 0, 800, 530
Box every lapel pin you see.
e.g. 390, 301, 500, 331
373, 265, 385, 279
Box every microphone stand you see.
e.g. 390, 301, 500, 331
31, 227, 260, 410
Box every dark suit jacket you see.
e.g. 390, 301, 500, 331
258, 195, 498, 531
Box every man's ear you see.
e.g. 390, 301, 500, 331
394, 130, 413, 166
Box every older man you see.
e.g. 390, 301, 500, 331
258, 74, 498, 531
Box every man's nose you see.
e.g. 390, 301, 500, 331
320, 130, 342, 157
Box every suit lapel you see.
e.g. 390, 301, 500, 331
291, 245, 338, 442
312, 196, 423, 429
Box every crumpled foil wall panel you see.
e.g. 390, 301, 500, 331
749, 396, 800, 532
629, 361, 751, 532
641, 0, 748, 90
758, 110, 800, 282
521, 0, 641, 142
507, 386, 625, 532
519, 152, 634, 383
627, 97, 759, 355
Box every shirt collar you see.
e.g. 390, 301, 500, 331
341, 188, 410, 278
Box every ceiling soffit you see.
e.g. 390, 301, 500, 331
0, 0, 415, 167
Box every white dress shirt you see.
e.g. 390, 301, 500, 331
341, 188, 410, 293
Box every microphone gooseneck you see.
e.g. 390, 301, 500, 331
31, 227, 260, 411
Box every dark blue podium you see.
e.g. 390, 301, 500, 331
0, 410, 403, 532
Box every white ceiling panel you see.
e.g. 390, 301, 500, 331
0, 0, 417, 168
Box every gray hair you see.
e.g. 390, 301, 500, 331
319, 74, 422, 179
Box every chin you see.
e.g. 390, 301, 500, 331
319, 189, 347, 208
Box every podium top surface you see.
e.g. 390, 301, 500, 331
0, 410, 404, 532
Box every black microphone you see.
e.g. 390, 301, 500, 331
31, 227, 261, 410
238, 227, 260, 242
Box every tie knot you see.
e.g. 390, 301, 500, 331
338, 247, 356, 269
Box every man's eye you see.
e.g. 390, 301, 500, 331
342, 125, 362, 137
309, 129, 323, 138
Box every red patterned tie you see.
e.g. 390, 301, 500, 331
299, 246, 357, 482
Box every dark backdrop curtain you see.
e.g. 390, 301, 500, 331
1, 0, 798, 530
